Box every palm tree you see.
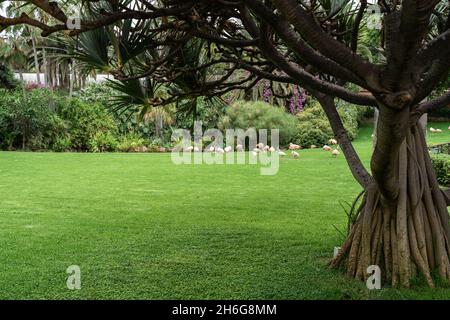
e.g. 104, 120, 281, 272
4, 1, 44, 84
67, 13, 225, 133
0, 37, 28, 81
142, 106, 174, 138
108, 78, 174, 138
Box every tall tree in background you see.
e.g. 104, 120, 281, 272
0, 36, 28, 81
1, 0, 449, 288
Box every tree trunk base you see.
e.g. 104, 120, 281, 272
331, 125, 450, 288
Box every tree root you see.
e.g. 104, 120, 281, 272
331, 125, 450, 288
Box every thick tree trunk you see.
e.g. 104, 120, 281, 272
332, 124, 450, 288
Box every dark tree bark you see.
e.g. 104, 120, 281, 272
331, 118, 450, 288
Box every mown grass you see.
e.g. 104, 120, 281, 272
0, 122, 449, 300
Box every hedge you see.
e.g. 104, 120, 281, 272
292, 101, 359, 148
431, 154, 450, 187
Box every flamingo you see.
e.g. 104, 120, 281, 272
289, 143, 301, 150
329, 138, 338, 145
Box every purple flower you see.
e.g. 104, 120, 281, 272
288, 85, 306, 114
289, 95, 296, 114
297, 87, 307, 113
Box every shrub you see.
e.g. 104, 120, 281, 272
148, 137, 169, 152
441, 144, 450, 155
73, 82, 115, 107
117, 133, 148, 152
57, 98, 118, 151
292, 100, 359, 148
89, 131, 118, 153
74, 83, 158, 138
53, 136, 72, 152
218, 101, 297, 146
431, 154, 450, 187
0, 64, 18, 89
0, 88, 62, 150
336, 100, 371, 125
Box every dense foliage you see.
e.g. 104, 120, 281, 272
0, 89, 59, 150
0, 64, 18, 89
0, 87, 156, 152
292, 101, 363, 148
57, 98, 117, 151
219, 101, 297, 146
431, 154, 450, 187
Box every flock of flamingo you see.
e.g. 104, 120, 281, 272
182, 139, 341, 159
429, 126, 450, 133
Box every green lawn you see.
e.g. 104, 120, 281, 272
0, 123, 449, 300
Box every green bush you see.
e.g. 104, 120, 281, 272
53, 136, 72, 152
218, 101, 297, 146
293, 100, 359, 148
89, 131, 118, 153
73, 82, 116, 107
336, 100, 371, 125
0, 88, 158, 152
74, 83, 158, 139
431, 154, 450, 187
0, 64, 18, 89
57, 98, 118, 151
0, 88, 62, 150
441, 144, 450, 155
117, 133, 147, 152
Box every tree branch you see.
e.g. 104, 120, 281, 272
351, 0, 367, 52
315, 93, 373, 188
268, 0, 380, 91
243, 0, 367, 87
417, 91, 450, 115
384, 0, 441, 87
258, 24, 377, 106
